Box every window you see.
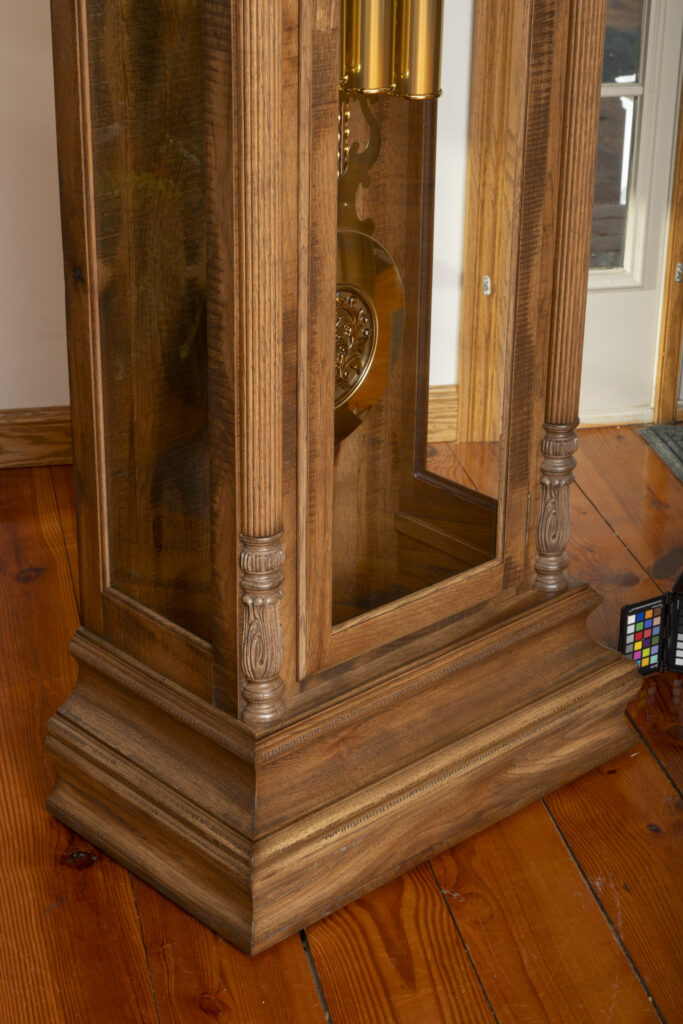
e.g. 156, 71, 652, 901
590, 0, 651, 283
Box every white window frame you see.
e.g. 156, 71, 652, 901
589, 0, 668, 291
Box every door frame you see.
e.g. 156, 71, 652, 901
654, 92, 683, 423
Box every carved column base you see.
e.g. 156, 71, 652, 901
535, 422, 579, 593
240, 533, 285, 725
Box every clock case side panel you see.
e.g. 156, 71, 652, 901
48, 0, 222, 702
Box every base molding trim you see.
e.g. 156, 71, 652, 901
0, 406, 73, 468
46, 589, 641, 954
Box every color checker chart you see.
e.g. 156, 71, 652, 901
618, 588, 683, 676
619, 600, 663, 672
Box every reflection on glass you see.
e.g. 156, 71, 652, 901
602, 0, 644, 82
426, 2, 500, 498
92, 0, 211, 638
591, 96, 638, 269
590, 0, 646, 270
332, 0, 500, 626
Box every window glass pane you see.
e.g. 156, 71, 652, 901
602, 0, 645, 83
590, 96, 638, 269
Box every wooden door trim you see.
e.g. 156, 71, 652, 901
654, 93, 683, 423
302, 0, 572, 681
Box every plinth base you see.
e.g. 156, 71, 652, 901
46, 585, 640, 954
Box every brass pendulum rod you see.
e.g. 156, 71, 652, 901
343, 0, 396, 94
394, 0, 444, 100
340, 0, 444, 101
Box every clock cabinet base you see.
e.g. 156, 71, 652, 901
46, 585, 640, 955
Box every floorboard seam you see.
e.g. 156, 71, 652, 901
573, 481, 663, 593
299, 930, 335, 1024
541, 797, 668, 1024
48, 466, 80, 612
428, 860, 501, 1024
129, 875, 162, 1024
625, 708, 683, 800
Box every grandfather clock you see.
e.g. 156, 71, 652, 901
46, 0, 640, 953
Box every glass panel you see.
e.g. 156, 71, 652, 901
427, 2, 500, 499
89, 0, 210, 637
603, 0, 645, 83
590, 96, 638, 269
333, 0, 501, 625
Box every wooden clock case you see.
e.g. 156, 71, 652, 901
46, 0, 641, 953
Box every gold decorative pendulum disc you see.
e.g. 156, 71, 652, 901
334, 229, 405, 441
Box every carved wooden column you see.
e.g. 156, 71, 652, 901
535, 0, 607, 593
234, 0, 285, 723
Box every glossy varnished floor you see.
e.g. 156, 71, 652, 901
1, 426, 682, 1023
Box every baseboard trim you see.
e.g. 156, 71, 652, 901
0, 406, 73, 468
578, 405, 654, 427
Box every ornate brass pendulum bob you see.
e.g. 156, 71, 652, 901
334, 0, 444, 442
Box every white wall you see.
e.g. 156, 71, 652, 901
0, 0, 69, 411
430, 1, 474, 387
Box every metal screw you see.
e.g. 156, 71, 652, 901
482, 275, 492, 296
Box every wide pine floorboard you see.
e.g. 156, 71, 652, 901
1, 426, 681, 1022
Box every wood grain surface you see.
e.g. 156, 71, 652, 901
0, 407, 73, 468
456, 0, 530, 444
49, 464, 79, 600
306, 863, 495, 1024
546, 744, 683, 1022
575, 428, 683, 589
568, 481, 658, 647
427, 385, 459, 443
132, 879, 326, 1024
628, 676, 683, 792
0, 469, 158, 1024
431, 800, 660, 1024
544, 0, 606, 427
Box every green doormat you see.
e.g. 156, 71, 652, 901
639, 424, 683, 483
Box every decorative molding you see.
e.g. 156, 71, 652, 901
234, 0, 283, 540
543, 0, 606, 426
0, 406, 73, 468
240, 533, 285, 724
46, 642, 638, 954
231, 0, 286, 722
535, 0, 606, 591
534, 422, 578, 592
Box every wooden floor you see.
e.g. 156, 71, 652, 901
1, 425, 682, 1023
